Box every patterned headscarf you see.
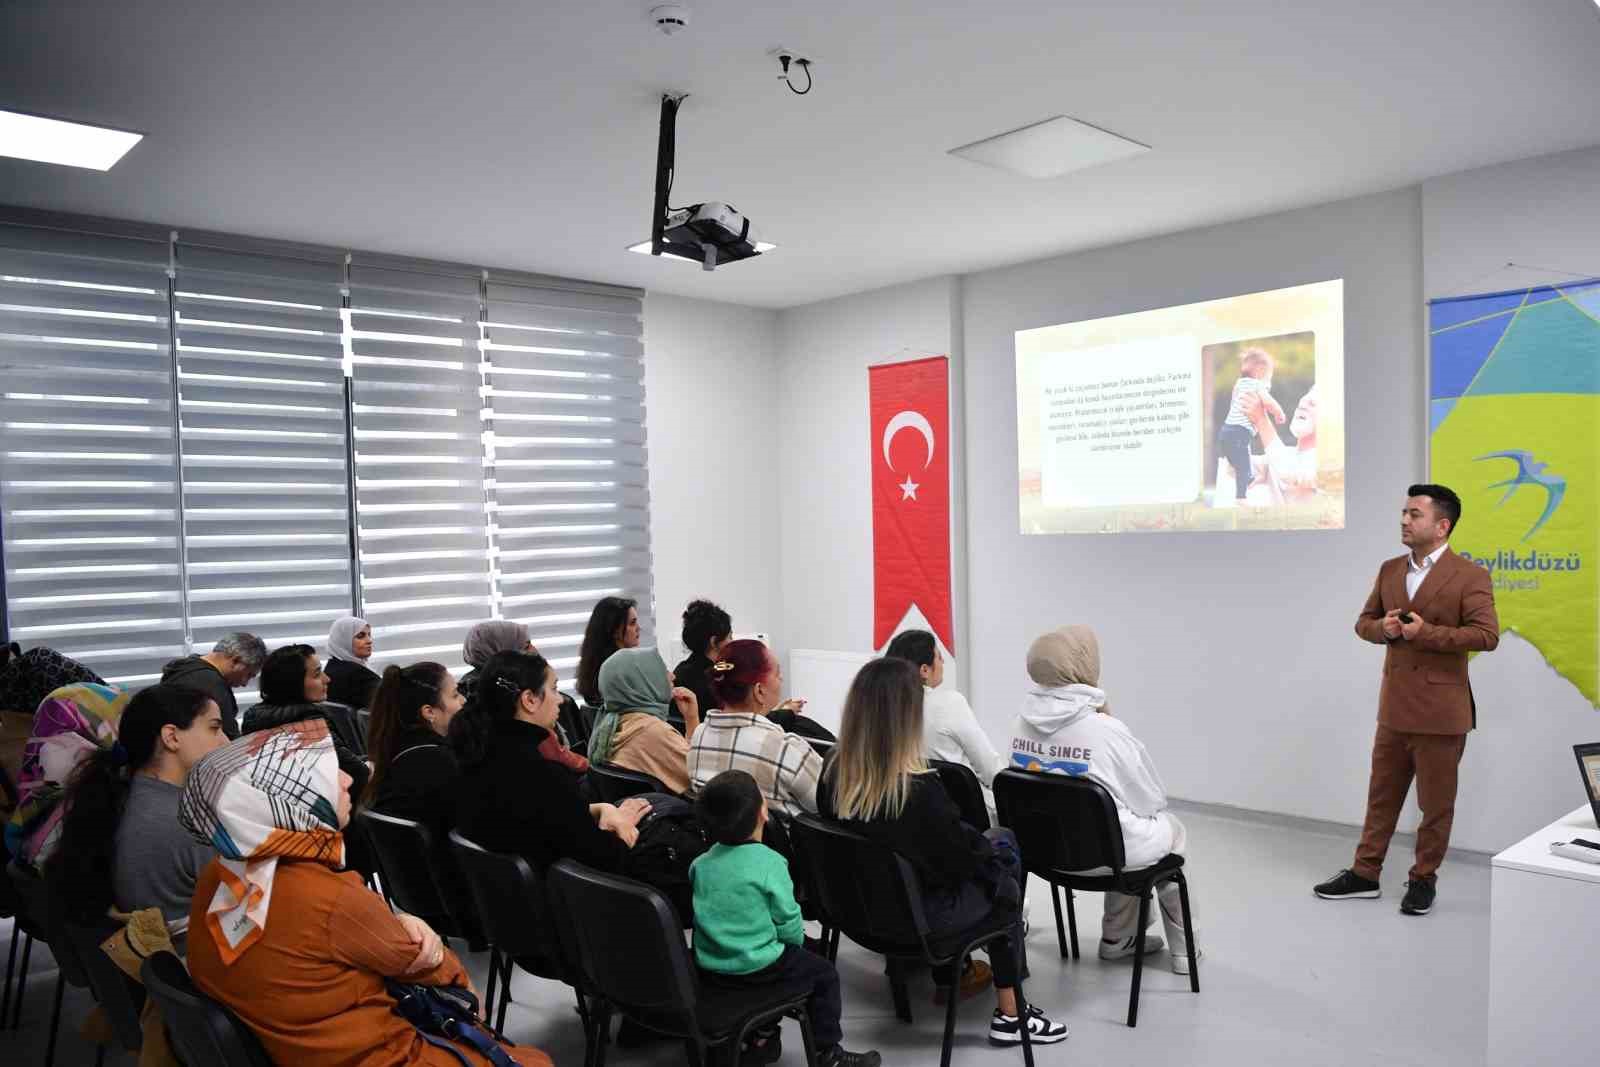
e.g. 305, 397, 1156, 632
4, 682, 129, 866
179, 720, 345, 964
327, 616, 370, 666
587, 647, 672, 764
462, 620, 530, 669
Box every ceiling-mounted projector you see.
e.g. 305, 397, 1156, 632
640, 94, 767, 271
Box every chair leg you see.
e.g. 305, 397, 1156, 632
94, 1045, 106, 1067
793, 1005, 819, 1066
590, 1001, 612, 1067
938, 963, 961, 1067
44, 971, 64, 1067
886, 957, 913, 1023
1175, 871, 1199, 993
1065, 888, 1080, 960
484, 948, 500, 1033
1050, 884, 1067, 959
1127, 890, 1150, 1028
10, 931, 32, 1029
1014, 977, 1035, 1067
827, 926, 840, 962
495, 957, 512, 1036
2, 920, 18, 1025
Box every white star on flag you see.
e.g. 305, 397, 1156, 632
899, 476, 919, 500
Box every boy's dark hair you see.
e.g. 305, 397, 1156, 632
696, 769, 764, 846
1407, 483, 1462, 535
883, 629, 936, 670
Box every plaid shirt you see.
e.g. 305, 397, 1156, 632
687, 710, 823, 816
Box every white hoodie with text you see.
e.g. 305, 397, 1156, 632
1007, 684, 1175, 869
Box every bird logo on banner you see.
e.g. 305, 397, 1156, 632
1475, 450, 1567, 541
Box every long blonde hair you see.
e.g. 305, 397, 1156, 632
827, 658, 927, 821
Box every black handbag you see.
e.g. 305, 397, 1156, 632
386, 980, 517, 1066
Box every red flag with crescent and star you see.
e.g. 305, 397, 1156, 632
869, 356, 953, 654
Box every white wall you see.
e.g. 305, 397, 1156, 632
962, 188, 1444, 843
1418, 147, 1600, 852
643, 293, 781, 665
773, 276, 964, 697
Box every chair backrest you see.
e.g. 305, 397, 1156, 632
64, 918, 147, 1051
447, 831, 570, 979
10, 863, 91, 989
787, 814, 930, 957
928, 759, 991, 831
355, 809, 458, 930
804, 736, 835, 759
992, 769, 1125, 873
547, 860, 697, 1033
588, 761, 668, 803
141, 950, 275, 1067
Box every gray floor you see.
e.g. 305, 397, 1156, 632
0, 807, 1491, 1066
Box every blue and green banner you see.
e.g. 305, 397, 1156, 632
1428, 278, 1599, 707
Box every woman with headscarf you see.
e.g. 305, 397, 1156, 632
458, 620, 588, 775
181, 720, 552, 1066
1005, 625, 1199, 975
587, 648, 698, 795
324, 617, 379, 710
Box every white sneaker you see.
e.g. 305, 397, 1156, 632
1170, 948, 1202, 975
988, 1005, 1068, 1046
1098, 932, 1164, 960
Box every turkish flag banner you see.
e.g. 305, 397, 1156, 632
869, 356, 953, 654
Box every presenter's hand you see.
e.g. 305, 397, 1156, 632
1381, 609, 1404, 640
1399, 613, 1426, 641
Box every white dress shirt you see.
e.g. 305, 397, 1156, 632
1405, 542, 1449, 600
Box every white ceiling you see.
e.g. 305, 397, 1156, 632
3, 0, 1599, 309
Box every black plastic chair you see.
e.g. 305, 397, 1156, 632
64, 918, 146, 1060
803, 736, 835, 760
9, 862, 94, 1065
141, 950, 275, 1067
548, 859, 820, 1067
447, 830, 592, 1045
788, 814, 1034, 1067
993, 769, 1198, 1027
587, 761, 670, 804
929, 759, 991, 831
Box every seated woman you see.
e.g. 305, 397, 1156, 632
587, 648, 698, 795
673, 599, 834, 744
46, 685, 227, 932
573, 595, 640, 710
243, 643, 370, 801
819, 658, 1069, 1047
460, 620, 587, 772
181, 721, 550, 1066
453, 650, 650, 875
1006, 625, 1198, 974
885, 628, 1004, 821
686, 639, 822, 816
323, 616, 380, 711
366, 662, 464, 830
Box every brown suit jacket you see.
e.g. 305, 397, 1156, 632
1354, 546, 1499, 735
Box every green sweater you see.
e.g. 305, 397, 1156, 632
690, 841, 804, 974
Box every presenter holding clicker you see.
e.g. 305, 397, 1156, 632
1314, 484, 1499, 916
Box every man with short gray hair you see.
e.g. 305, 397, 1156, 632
160, 632, 267, 739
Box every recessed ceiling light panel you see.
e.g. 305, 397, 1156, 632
0, 109, 144, 171
949, 115, 1148, 179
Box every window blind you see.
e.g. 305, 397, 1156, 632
483, 278, 652, 675
0, 224, 184, 686
347, 264, 492, 675
173, 246, 352, 686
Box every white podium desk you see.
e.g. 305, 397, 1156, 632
1488, 805, 1599, 1066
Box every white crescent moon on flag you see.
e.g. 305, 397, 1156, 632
882, 410, 936, 471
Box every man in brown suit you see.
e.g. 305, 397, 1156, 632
1315, 484, 1499, 916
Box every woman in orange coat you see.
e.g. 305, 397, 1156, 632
180, 719, 551, 1067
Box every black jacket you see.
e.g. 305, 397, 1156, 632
241, 700, 370, 800
817, 762, 991, 895
672, 651, 717, 715
454, 719, 627, 875
160, 656, 241, 739
325, 657, 380, 711
371, 727, 459, 837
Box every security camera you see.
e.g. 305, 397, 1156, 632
649, 3, 690, 35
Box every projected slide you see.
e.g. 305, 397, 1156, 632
1016, 280, 1344, 534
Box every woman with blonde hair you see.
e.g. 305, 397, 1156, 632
819, 658, 1067, 1048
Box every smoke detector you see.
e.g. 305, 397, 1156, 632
649, 4, 690, 35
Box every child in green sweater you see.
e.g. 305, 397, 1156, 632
692, 770, 880, 1067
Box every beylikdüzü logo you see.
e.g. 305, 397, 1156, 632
1475, 450, 1566, 542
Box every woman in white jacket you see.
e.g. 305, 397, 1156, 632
1006, 625, 1198, 975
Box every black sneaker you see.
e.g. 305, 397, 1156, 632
1313, 869, 1381, 900
1400, 878, 1436, 916
818, 1046, 881, 1067
988, 1004, 1069, 1045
